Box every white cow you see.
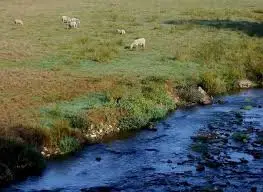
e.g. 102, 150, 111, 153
130, 38, 146, 50
67, 21, 78, 29
70, 17, 80, 28
117, 29, 125, 35
61, 16, 71, 23
14, 19, 23, 25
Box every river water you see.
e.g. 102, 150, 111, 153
4, 89, 263, 192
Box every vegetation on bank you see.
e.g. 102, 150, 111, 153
0, 0, 263, 187
0, 138, 45, 187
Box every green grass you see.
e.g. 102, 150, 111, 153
39, 92, 109, 128
1, 0, 263, 168
59, 137, 80, 154
38, 79, 175, 132
1, 0, 263, 89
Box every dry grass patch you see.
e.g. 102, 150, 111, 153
0, 69, 116, 127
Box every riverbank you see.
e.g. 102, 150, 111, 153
0, 79, 262, 188
4, 89, 263, 192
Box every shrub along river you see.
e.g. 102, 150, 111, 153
3, 89, 263, 192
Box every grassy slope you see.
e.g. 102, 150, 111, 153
0, 0, 263, 181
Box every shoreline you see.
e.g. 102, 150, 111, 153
0, 80, 262, 188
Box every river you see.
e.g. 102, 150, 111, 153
3, 89, 263, 192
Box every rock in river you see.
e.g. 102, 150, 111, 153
196, 163, 205, 172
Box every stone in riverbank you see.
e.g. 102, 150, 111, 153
176, 85, 213, 105
198, 86, 213, 105
237, 79, 255, 89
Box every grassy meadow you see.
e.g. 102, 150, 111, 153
0, 0, 263, 180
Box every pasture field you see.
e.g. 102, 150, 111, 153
0, 0, 263, 181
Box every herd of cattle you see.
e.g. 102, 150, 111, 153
13, 16, 146, 50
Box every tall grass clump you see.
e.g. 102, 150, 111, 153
115, 78, 176, 131
199, 71, 227, 95
65, 112, 89, 130
59, 136, 80, 154
46, 119, 83, 153
49, 120, 72, 148
245, 62, 263, 82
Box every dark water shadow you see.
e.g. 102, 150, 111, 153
163, 19, 263, 37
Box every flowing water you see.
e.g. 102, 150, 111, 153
4, 89, 263, 192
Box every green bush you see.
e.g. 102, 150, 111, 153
200, 71, 227, 95
246, 62, 263, 82
223, 67, 246, 90
115, 80, 175, 131
150, 106, 168, 120
119, 96, 172, 122
50, 120, 71, 147
118, 116, 148, 130
141, 81, 175, 109
119, 97, 152, 119
59, 137, 80, 154
65, 113, 89, 130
